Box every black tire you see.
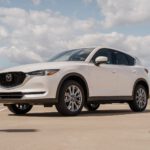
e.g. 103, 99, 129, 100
7, 104, 33, 115
56, 80, 85, 116
84, 103, 100, 111
129, 85, 148, 112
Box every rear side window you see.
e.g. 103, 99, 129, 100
126, 55, 135, 66
115, 52, 129, 65
113, 51, 135, 66
135, 57, 142, 65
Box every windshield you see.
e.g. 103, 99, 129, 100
49, 48, 94, 62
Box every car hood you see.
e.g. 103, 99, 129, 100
0, 61, 86, 73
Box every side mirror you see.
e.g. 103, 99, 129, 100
95, 56, 108, 66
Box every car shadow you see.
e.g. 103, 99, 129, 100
0, 129, 39, 133
9, 109, 150, 118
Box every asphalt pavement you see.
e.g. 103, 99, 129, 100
0, 104, 150, 150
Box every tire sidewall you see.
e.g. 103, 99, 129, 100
133, 85, 148, 111
8, 104, 33, 115
56, 80, 85, 116
84, 103, 100, 111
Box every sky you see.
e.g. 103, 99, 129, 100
0, 0, 150, 68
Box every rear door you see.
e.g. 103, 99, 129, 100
112, 51, 136, 96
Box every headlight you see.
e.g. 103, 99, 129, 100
27, 69, 60, 76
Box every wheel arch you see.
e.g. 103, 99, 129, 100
133, 78, 149, 97
56, 73, 89, 102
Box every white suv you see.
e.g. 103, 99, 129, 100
0, 46, 149, 116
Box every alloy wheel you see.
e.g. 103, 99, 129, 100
135, 88, 147, 109
64, 85, 83, 112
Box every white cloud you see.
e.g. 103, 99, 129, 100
0, 46, 42, 64
96, 0, 150, 28
0, 7, 97, 64
0, 26, 8, 39
0, 7, 150, 67
82, 0, 150, 28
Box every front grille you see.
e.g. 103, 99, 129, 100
0, 72, 26, 88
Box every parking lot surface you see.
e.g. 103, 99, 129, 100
0, 104, 150, 150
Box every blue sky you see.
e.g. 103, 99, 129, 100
0, 0, 100, 19
0, 0, 150, 68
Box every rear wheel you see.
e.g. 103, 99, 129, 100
84, 103, 100, 111
56, 80, 85, 116
129, 85, 148, 112
7, 104, 33, 115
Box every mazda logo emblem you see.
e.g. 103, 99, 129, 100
6, 74, 13, 82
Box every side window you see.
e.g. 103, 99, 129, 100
126, 55, 135, 66
91, 49, 113, 64
114, 52, 129, 65
135, 57, 142, 65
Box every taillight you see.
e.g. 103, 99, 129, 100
144, 68, 149, 74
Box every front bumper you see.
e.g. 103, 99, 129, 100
1, 98, 57, 105
0, 75, 60, 105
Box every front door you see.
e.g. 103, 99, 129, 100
89, 48, 118, 97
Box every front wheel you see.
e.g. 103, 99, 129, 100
7, 104, 33, 115
84, 103, 100, 111
129, 85, 148, 112
56, 80, 85, 116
